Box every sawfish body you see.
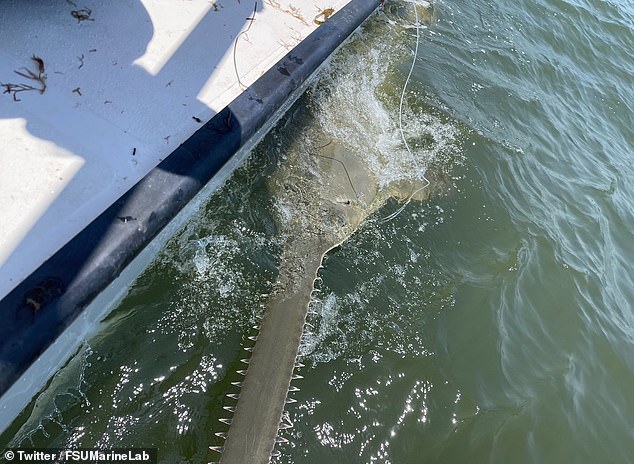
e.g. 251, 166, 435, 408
218, 141, 429, 463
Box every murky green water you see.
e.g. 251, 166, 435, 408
2, 0, 633, 462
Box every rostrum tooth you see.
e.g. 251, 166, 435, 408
230, 381, 243, 387
227, 393, 240, 400
218, 418, 232, 425
240, 358, 250, 364
223, 406, 235, 412
236, 370, 247, 376
288, 386, 300, 392
248, 335, 258, 341
285, 398, 297, 404
292, 374, 304, 380
214, 432, 227, 439
209, 446, 224, 454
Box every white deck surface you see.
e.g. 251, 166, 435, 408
0, 0, 348, 299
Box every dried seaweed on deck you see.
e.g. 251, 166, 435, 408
1, 55, 47, 101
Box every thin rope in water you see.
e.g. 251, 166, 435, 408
382, 1, 430, 223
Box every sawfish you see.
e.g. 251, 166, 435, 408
213, 2, 438, 462
215, 139, 430, 463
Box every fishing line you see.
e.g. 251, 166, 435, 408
233, 1, 258, 90
299, 137, 359, 201
310, 138, 359, 200
382, 0, 430, 223
313, 152, 360, 201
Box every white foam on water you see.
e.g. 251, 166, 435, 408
300, 292, 341, 359
146, 167, 280, 343
306, 8, 462, 192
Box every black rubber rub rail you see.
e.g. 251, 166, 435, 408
0, 0, 379, 398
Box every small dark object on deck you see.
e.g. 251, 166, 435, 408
192, 116, 203, 123
288, 54, 303, 65
72, 87, 82, 96
31, 56, 45, 75
71, 8, 94, 23
20, 277, 65, 317
132, 147, 137, 156
314, 7, 335, 25
117, 216, 137, 223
